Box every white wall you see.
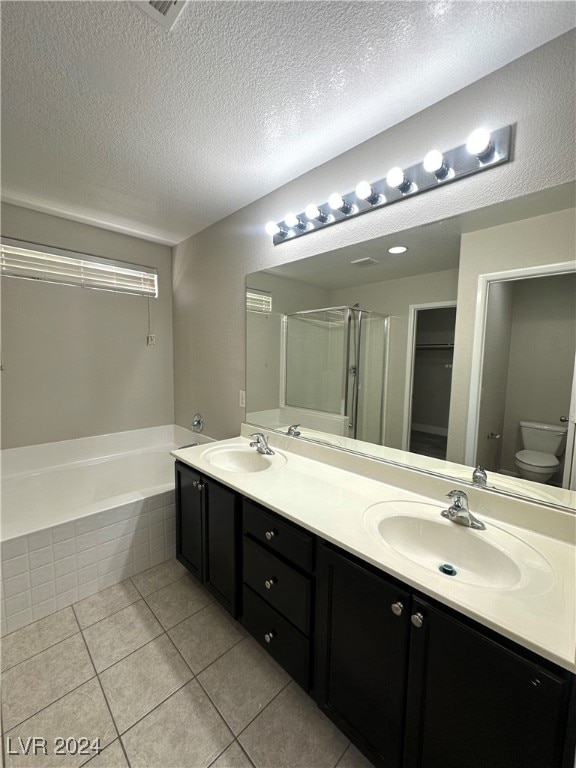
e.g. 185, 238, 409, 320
172, 32, 575, 442
1, 204, 174, 448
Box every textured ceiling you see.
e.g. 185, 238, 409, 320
1, 1, 574, 245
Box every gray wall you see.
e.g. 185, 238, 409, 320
500, 273, 576, 474
172, 32, 576, 442
476, 282, 514, 471
1, 204, 174, 448
448, 205, 576, 463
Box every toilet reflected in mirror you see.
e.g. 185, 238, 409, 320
514, 421, 568, 483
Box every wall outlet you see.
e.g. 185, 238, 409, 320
239, 389, 246, 407
146, 334, 156, 346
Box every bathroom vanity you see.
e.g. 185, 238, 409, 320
172, 431, 576, 768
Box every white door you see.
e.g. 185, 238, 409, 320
561, 354, 576, 490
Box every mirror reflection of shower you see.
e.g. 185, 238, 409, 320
283, 306, 389, 442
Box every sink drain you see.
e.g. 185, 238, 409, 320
439, 563, 457, 576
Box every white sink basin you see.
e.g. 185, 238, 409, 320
202, 445, 286, 473
363, 500, 553, 590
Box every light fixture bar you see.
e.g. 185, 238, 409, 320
267, 124, 513, 245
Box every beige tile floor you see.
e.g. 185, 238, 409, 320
0, 559, 372, 768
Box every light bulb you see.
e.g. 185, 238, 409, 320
423, 150, 444, 173
423, 149, 450, 180
265, 221, 280, 236
386, 166, 411, 192
328, 192, 354, 215
388, 246, 408, 255
466, 128, 493, 159
328, 193, 344, 210
355, 181, 372, 200
305, 204, 329, 223
355, 181, 382, 205
284, 213, 299, 228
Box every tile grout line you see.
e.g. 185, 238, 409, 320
1, 626, 82, 675
2, 673, 100, 736
72, 603, 132, 768
129, 568, 189, 601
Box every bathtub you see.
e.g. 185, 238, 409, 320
0, 425, 213, 635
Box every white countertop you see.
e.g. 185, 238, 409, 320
172, 432, 576, 673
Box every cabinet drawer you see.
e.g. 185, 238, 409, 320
243, 536, 311, 634
242, 585, 311, 691
243, 500, 314, 573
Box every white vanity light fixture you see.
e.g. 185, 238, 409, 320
423, 149, 452, 180
386, 166, 414, 194
355, 180, 383, 206
388, 246, 408, 255
265, 124, 513, 245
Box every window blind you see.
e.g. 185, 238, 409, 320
246, 288, 272, 313
0, 238, 158, 298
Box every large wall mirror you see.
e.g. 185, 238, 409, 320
246, 182, 576, 510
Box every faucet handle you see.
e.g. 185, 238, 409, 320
446, 489, 468, 508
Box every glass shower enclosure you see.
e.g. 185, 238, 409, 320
283, 306, 389, 443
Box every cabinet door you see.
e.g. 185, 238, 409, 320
404, 599, 571, 768
204, 480, 240, 617
315, 543, 410, 768
175, 462, 203, 580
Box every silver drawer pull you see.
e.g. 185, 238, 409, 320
264, 631, 276, 644
391, 601, 404, 616
264, 577, 277, 590
265, 530, 277, 541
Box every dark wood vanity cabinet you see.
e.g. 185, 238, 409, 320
240, 500, 314, 691
174, 467, 575, 767
315, 542, 410, 767
174, 461, 240, 617
315, 541, 575, 768
404, 597, 572, 768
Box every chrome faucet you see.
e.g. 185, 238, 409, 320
441, 490, 486, 530
249, 433, 275, 455
287, 424, 301, 437
472, 465, 488, 487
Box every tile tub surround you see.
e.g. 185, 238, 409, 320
0, 560, 368, 768
0, 425, 215, 635
0, 489, 176, 635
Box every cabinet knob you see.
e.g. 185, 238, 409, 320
264, 577, 277, 590
264, 631, 276, 644
197, 482, 205, 491
265, 530, 277, 541
411, 612, 424, 629
192, 480, 198, 488
391, 601, 404, 616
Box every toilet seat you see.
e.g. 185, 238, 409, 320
515, 449, 559, 469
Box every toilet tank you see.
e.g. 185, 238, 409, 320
519, 421, 567, 455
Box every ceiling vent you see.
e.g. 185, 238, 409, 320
134, 1, 187, 31
350, 257, 380, 268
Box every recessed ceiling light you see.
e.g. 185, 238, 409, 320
388, 246, 408, 255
